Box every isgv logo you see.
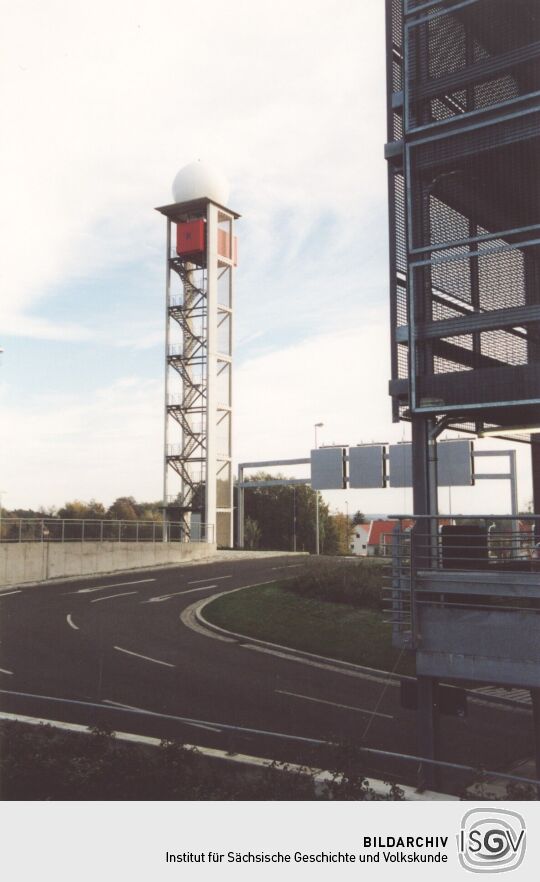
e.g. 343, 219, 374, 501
458, 809, 526, 873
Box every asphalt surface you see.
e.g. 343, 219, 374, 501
0, 554, 534, 791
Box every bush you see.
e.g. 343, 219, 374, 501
0, 722, 405, 801
289, 559, 385, 610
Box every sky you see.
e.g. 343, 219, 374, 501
0, 0, 534, 516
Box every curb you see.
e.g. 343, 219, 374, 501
196, 584, 533, 711
196, 584, 408, 684
0, 711, 455, 801
0, 550, 308, 593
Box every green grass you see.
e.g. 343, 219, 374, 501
205, 582, 415, 675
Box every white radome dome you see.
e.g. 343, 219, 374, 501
172, 161, 230, 206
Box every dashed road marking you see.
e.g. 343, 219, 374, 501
0, 590, 22, 598
0, 667, 13, 676
187, 575, 232, 585
271, 564, 303, 570
113, 646, 175, 668
142, 585, 218, 603
91, 591, 138, 603
101, 700, 221, 732
276, 689, 394, 719
71, 578, 156, 595
242, 644, 399, 685
66, 614, 79, 631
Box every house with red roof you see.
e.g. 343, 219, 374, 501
350, 519, 414, 557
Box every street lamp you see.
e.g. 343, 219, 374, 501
314, 422, 323, 555
292, 485, 297, 552
0, 491, 6, 543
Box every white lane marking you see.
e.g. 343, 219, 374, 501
71, 578, 156, 595
180, 584, 218, 595
90, 591, 138, 603
183, 720, 222, 733
241, 644, 400, 686
180, 603, 236, 643
276, 689, 394, 720
0, 590, 22, 598
102, 700, 222, 734
142, 584, 218, 603
187, 575, 232, 585
0, 667, 14, 676
66, 614, 79, 631
0, 688, 325, 746
113, 645, 175, 668
271, 564, 303, 570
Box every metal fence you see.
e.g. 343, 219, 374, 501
383, 515, 540, 682
0, 518, 215, 544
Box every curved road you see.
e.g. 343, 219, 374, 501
0, 554, 533, 790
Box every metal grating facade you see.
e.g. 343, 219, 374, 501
386, 0, 540, 434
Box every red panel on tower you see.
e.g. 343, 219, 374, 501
176, 219, 206, 256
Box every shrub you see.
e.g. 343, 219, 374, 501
289, 559, 385, 610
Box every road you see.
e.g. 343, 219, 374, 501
0, 554, 534, 791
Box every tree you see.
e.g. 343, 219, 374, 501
134, 501, 164, 522
352, 511, 367, 526
57, 499, 106, 520
244, 517, 261, 550
328, 512, 353, 555
240, 473, 339, 554
107, 497, 138, 521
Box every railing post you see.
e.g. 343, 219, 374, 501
238, 464, 245, 548
41, 519, 44, 543
136, 521, 139, 543
100, 520, 103, 543
19, 519, 22, 543
391, 523, 404, 645
118, 521, 121, 542
82, 519, 85, 543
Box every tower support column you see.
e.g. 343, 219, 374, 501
156, 170, 239, 548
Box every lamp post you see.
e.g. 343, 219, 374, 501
0, 491, 5, 543
314, 422, 323, 555
0, 351, 4, 541
292, 485, 297, 552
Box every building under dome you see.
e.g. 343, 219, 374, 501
156, 163, 240, 547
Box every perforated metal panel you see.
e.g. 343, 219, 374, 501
386, 0, 540, 433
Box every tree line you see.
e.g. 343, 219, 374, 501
3, 482, 365, 553
5, 497, 164, 523
240, 473, 364, 555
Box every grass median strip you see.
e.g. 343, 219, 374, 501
203, 581, 415, 676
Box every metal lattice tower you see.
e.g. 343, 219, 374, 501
156, 169, 239, 547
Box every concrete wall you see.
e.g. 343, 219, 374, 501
0, 541, 216, 587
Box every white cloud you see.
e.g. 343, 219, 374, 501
1, 2, 533, 519
1, 323, 533, 515
1, 378, 163, 508
235, 324, 534, 516
0, 0, 386, 340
